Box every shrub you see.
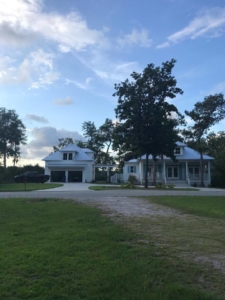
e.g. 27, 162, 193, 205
128, 175, 137, 185
121, 182, 137, 189
166, 184, 175, 189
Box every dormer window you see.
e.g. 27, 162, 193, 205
175, 147, 180, 154
63, 153, 73, 160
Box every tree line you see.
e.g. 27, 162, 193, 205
1, 59, 225, 187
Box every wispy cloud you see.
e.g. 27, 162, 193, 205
209, 82, 225, 94
25, 114, 49, 124
0, 49, 59, 87
52, 96, 74, 106
65, 78, 92, 90
157, 7, 225, 48
117, 28, 152, 48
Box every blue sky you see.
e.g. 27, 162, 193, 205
1, 0, 225, 166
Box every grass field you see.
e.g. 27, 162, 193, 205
0, 183, 62, 192
144, 196, 225, 219
0, 197, 224, 299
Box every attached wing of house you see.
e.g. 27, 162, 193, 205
43, 144, 95, 183
122, 142, 214, 186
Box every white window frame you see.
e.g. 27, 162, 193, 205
174, 147, 181, 154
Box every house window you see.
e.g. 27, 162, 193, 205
68, 153, 73, 160
63, 153, 67, 160
175, 147, 181, 154
128, 166, 136, 173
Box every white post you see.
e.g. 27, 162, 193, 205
185, 161, 188, 178
65, 170, 68, 183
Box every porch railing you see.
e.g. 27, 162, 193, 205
189, 173, 208, 181
110, 173, 123, 184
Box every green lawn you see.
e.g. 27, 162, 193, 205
0, 183, 62, 192
0, 198, 220, 300
144, 196, 225, 219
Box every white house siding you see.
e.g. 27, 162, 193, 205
123, 163, 139, 183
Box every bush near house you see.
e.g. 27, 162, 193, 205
0, 165, 45, 184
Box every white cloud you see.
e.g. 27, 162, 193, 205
0, 56, 31, 85
0, 48, 59, 87
65, 78, 88, 90
31, 70, 59, 89
25, 114, 49, 124
156, 42, 170, 49
209, 82, 225, 94
19, 126, 85, 165
157, 7, 225, 48
0, 0, 108, 51
117, 28, 152, 48
52, 96, 74, 106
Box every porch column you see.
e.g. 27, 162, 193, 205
208, 161, 211, 184
185, 161, 188, 180
65, 170, 68, 183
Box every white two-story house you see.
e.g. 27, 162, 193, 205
43, 144, 95, 183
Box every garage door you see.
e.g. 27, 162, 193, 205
68, 171, 82, 182
51, 171, 65, 182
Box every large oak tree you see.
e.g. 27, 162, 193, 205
113, 59, 184, 187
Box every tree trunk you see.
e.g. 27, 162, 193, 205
145, 153, 149, 188
153, 159, 157, 186
3, 150, 6, 169
161, 154, 164, 185
200, 151, 204, 187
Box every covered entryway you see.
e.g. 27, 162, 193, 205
68, 171, 82, 182
167, 166, 178, 179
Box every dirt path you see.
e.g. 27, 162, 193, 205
75, 196, 178, 217
75, 195, 225, 297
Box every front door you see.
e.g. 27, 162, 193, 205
167, 166, 178, 179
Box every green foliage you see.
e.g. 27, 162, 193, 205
183, 94, 225, 187
120, 182, 137, 189
166, 184, 175, 189
204, 131, 225, 187
53, 137, 86, 152
128, 174, 137, 184
83, 119, 116, 164
113, 59, 184, 188
53, 119, 116, 165
0, 164, 45, 183
0, 107, 27, 168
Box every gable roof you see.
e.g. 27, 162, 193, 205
43, 144, 94, 161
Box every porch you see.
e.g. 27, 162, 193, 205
118, 160, 212, 187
